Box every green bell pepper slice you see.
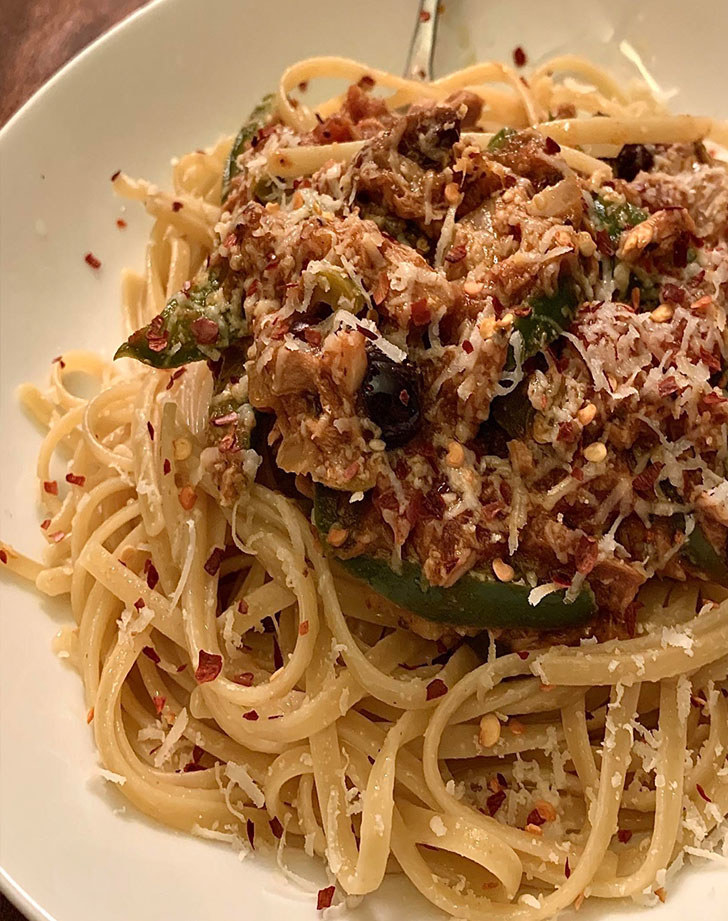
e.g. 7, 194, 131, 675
222, 94, 276, 202
313, 267, 366, 313
487, 127, 517, 151
592, 195, 647, 245
314, 486, 596, 629
682, 523, 728, 585
502, 278, 580, 375
115, 268, 246, 369
338, 556, 596, 629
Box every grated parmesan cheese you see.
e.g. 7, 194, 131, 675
153, 707, 188, 768
225, 760, 266, 809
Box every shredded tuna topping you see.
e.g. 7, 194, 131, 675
131, 85, 728, 636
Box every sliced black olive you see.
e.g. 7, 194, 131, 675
359, 347, 422, 448
476, 418, 510, 458
610, 144, 655, 182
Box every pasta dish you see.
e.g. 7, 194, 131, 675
3, 53, 728, 918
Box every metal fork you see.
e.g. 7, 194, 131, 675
404, 0, 440, 81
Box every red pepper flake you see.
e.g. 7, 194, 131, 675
486, 790, 506, 816
134, 598, 146, 610
110, 170, 121, 182
86, 707, 95, 723
0, 549, 7, 565
152, 695, 166, 715
513, 46, 527, 67
165, 367, 186, 390
204, 547, 225, 576
217, 433, 239, 454
317, 885, 335, 910
462, 339, 474, 355
419, 9, 431, 21
40, 519, 51, 530
343, 460, 360, 482
617, 828, 633, 844
557, 421, 577, 443
595, 229, 614, 256
526, 808, 546, 827
233, 672, 254, 686
356, 324, 377, 342
398, 388, 411, 407
658, 375, 679, 397
517, 650, 529, 660
243, 710, 259, 721
171, 201, 183, 212
303, 327, 322, 347
702, 391, 728, 407
176, 663, 187, 673
183, 761, 205, 772
116, 218, 127, 229
163, 458, 171, 475
543, 136, 561, 155
65, 473, 86, 487
43, 480, 58, 495
632, 464, 662, 497
211, 411, 238, 426
269, 817, 284, 839
146, 421, 155, 441
411, 297, 431, 326
52, 355, 66, 369
372, 271, 390, 306
142, 645, 160, 664
246, 279, 259, 297
426, 678, 448, 700
696, 783, 712, 803
357, 74, 375, 89
553, 571, 572, 589
190, 317, 219, 344
299, 620, 310, 637
661, 282, 686, 305
246, 818, 255, 849
146, 315, 169, 353
445, 244, 467, 264
575, 535, 598, 575
49, 530, 65, 544
195, 649, 223, 683
84, 252, 101, 269
699, 347, 722, 374
512, 306, 532, 318
144, 559, 159, 590
572, 466, 584, 482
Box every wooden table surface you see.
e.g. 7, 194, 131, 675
0, 0, 149, 126
0, 3, 149, 917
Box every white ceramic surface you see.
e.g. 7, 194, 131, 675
1, 1, 727, 919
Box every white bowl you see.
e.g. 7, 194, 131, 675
1, 1, 727, 919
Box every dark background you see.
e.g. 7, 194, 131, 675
0, 2, 148, 919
